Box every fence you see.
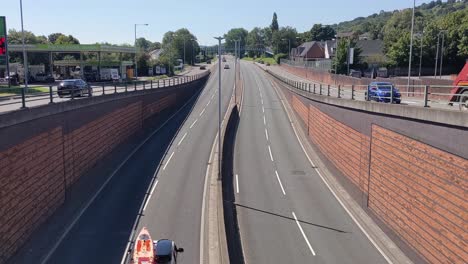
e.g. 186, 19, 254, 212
266, 68, 468, 111
0, 71, 210, 112
280, 58, 332, 72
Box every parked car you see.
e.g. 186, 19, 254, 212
153, 239, 184, 264
365, 82, 401, 104
224, 64, 230, 69
266, 62, 271, 66
34, 73, 55, 83
206, 60, 211, 64
58, 79, 92, 98
349, 69, 362, 78
200, 65, 206, 70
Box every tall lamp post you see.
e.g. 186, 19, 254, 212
434, 30, 447, 78
407, 0, 416, 89
134, 23, 149, 79
20, 0, 28, 93
214, 36, 224, 179
417, 30, 424, 78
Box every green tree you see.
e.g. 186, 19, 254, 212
271, 12, 279, 32
7, 29, 44, 44
161, 28, 199, 66
271, 27, 298, 55
309, 24, 336, 41
55, 34, 80, 44
224, 28, 248, 53
135, 37, 152, 51
246, 27, 266, 57
332, 38, 362, 74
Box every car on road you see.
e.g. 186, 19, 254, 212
266, 62, 271, 66
199, 65, 206, 70
153, 239, 184, 264
222, 57, 226, 62
224, 64, 230, 69
366, 82, 401, 104
206, 60, 211, 64
58, 79, 92, 98
34, 73, 55, 83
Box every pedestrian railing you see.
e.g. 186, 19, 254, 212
0, 71, 210, 111
265, 68, 468, 111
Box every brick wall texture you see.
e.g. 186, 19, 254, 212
0, 79, 204, 263
289, 91, 467, 264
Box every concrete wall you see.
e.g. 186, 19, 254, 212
0, 75, 208, 263
281, 84, 467, 264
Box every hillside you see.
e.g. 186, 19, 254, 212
332, 0, 468, 39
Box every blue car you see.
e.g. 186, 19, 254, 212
366, 82, 401, 104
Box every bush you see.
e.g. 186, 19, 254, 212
274, 53, 288, 64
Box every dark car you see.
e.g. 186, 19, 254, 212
224, 64, 230, 69
366, 82, 401, 104
206, 60, 211, 64
34, 73, 55, 83
58, 79, 92, 98
199, 65, 206, 70
153, 239, 184, 264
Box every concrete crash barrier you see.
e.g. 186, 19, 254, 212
276, 78, 467, 264
0, 73, 209, 263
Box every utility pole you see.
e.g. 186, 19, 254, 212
214, 36, 224, 180
20, 0, 28, 92
434, 33, 440, 78
407, 0, 416, 89
439, 32, 445, 79
418, 30, 424, 78
346, 38, 350, 76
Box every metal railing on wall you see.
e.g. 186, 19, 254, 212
0, 71, 210, 112
265, 68, 468, 111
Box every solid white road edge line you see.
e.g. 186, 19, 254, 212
143, 180, 159, 211
268, 145, 274, 161
177, 132, 188, 146
292, 211, 316, 256
162, 152, 175, 171
269, 78, 393, 264
236, 174, 239, 194
275, 170, 286, 195
265, 129, 269, 141
200, 108, 206, 116
200, 133, 218, 264
190, 119, 198, 129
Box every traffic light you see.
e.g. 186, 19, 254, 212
0, 37, 5, 55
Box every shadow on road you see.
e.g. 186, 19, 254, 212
233, 203, 349, 234
221, 105, 245, 264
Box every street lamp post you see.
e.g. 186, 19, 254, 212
439, 32, 446, 79
434, 30, 447, 78
19, 0, 28, 93
214, 36, 224, 180
134, 23, 149, 79
407, 0, 416, 89
418, 31, 424, 78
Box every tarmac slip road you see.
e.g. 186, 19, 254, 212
127, 57, 235, 264
20, 59, 234, 264
234, 61, 388, 264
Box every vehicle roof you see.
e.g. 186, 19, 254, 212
155, 239, 173, 256
62, 79, 81, 82
370, 82, 393, 85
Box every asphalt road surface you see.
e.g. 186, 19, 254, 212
10, 58, 235, 264
131, 57, 234, 264
234, 61, 387, 263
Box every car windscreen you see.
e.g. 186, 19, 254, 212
62, 80, 77, 85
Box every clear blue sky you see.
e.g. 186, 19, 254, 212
3, 0, 433, 46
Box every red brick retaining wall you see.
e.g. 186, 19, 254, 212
287, 89, 467, 264
0, 77, 207, 263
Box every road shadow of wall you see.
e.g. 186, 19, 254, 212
221, 105, 245, 264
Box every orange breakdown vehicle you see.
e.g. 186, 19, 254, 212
131, 227, 184, 264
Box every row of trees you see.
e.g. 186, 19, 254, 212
224, 13, 337, 58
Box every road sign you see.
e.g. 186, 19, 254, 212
0, 17, 6, 65
349, 48, 354, 65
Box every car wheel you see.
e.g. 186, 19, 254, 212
459, 91, 468, 111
